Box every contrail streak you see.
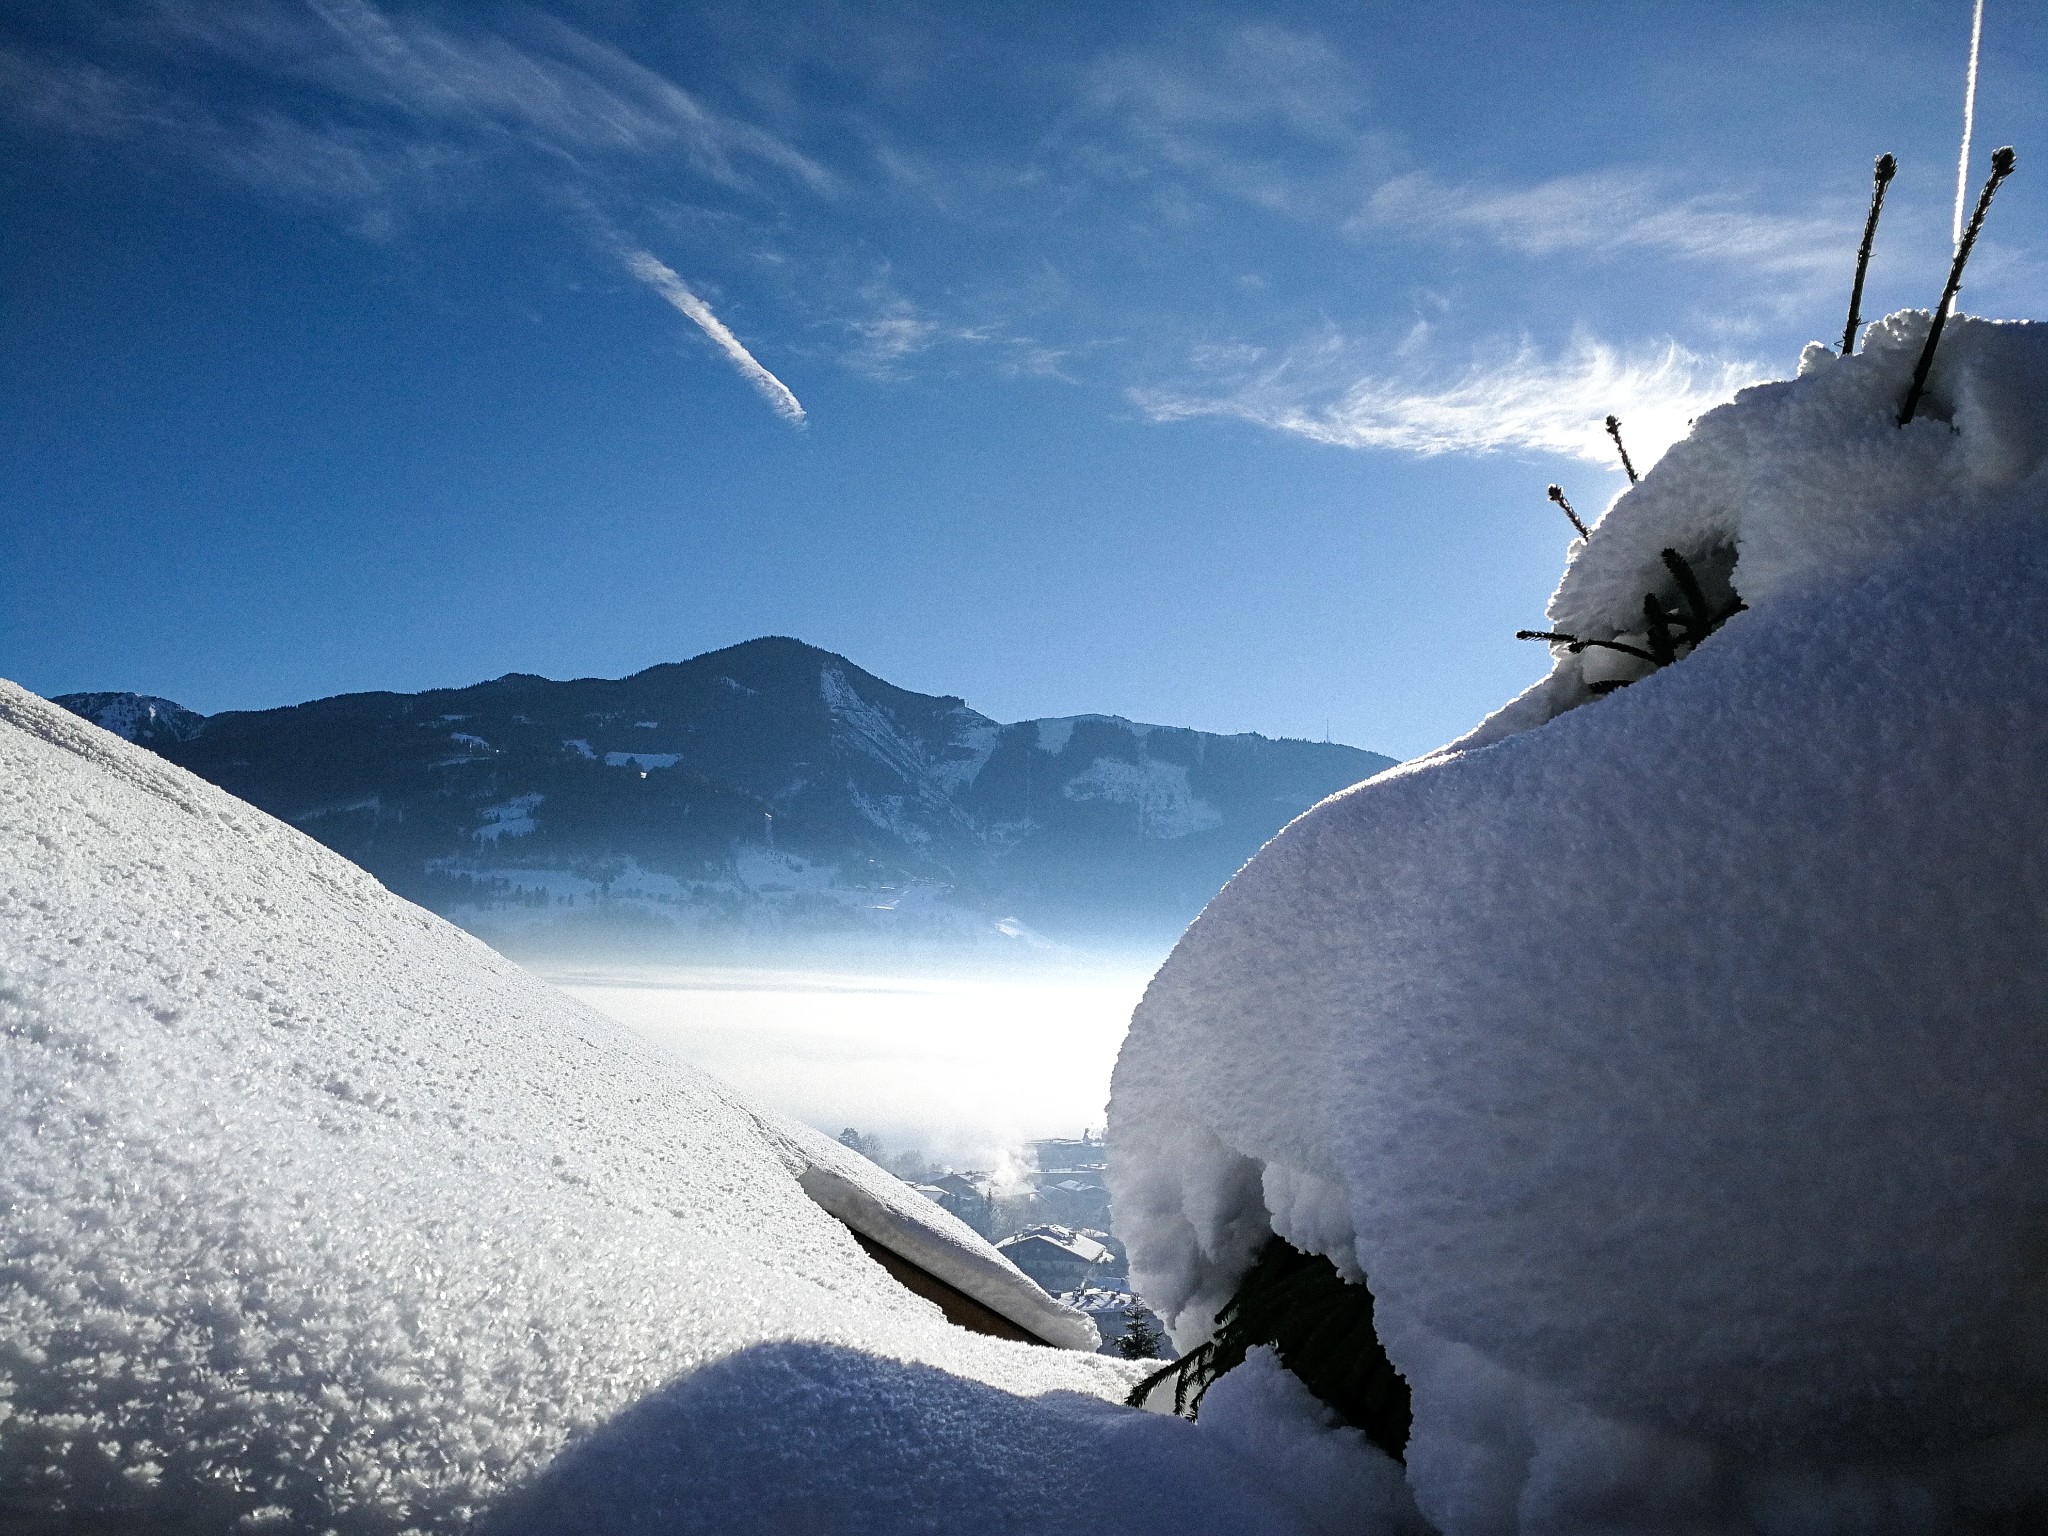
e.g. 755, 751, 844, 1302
1955, 0, 1984, 249
621, 249, 805, 423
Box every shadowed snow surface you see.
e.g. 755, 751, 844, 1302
0, 684, 1374, 1534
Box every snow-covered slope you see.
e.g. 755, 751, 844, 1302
1109, 313, 2048, 1534
0, 682, 1350, 1534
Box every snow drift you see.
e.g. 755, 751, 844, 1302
1109, 312, 2048, 1534
0, 683, 1366, 1533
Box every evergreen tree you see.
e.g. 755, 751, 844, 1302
837, 1127, 884, 1162
1114, 1306, 1166, 1360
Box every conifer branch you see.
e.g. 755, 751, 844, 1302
1547, 484, 1590, 540
1841, 153, 1897, 356
1643, 594, 1677, 666
1604, 415, 1638, 483
1127, 1345, 1209, 1412
1126, 1238, 1411, 1460
1900, 145, 2016, 426
1659, 548, 1712, 641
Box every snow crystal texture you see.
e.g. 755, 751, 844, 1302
0, 685, 1323, 1534
1110, 314, 2048, 1535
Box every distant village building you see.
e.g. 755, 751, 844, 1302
855, 1129, 1173, 1356
997, 1224, 1116, 1295
1025, 1133, 1105, 1174
1059, 1286, 1170, 1359
919, 1171, 996, 1238
1023, 1131, 1113, 1233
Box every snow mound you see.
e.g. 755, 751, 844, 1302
1109, 314, 2048, 1533
0, 683, 1319, 1534
1197, 1348, 1430, 1536
1457, 312, 2048, 748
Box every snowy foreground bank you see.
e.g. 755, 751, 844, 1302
0, 686, 1392, 1533
1111, 312, 2048, 1534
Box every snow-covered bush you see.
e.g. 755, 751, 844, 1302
1109, 312, 2048, 1534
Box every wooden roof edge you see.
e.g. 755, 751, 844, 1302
842, 1224, 1065, 1348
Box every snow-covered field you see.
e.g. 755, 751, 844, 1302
1110, 313, 2048, 1533
0, 683, 1389, 1534
552, 965, 1151, 1167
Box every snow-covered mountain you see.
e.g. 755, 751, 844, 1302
55, 638, 1392, 961
50, 690, 205, 749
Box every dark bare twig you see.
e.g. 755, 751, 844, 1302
1604, 415, 1638, 483
1841, 153, 1897, 355
1900, 145, 2016, 426
1547, 484, 1590, 540
1516, 545, 1748, 690
1571, 638, 1662, 663
1515, 630, 1662, 664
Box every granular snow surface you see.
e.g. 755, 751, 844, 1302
1110, 312, 2048, 1535
0, 684, 1346, 1534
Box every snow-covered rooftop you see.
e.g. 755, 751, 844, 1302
1060, 1287, 1144, 1317
1001, 1224, 1116, 1267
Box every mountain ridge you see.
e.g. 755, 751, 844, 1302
55, 637, 1396, 962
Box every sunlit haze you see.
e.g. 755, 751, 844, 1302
551, 963, 1157, 1168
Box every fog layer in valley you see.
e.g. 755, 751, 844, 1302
546, 958, 1164, 1168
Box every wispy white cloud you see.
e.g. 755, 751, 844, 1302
1136, 332, 1763, 466
1355, 170, 1843, 277
0, 8, 1847, 435
828, 279, 1079, 383
140, 0, 834, 201
0, 6, 831, 219
0, 46, 163, 138
1075, 24, 1391, 216
841, 310, 1072, 383
842, 303, 945, 377
622, 249, 805, 423
1, 4, 840, 418
1086, 25, 1364, 148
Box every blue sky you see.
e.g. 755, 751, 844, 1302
3, 1, 2042, 758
